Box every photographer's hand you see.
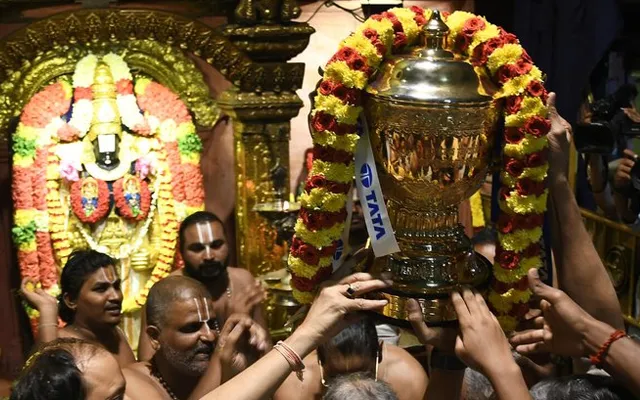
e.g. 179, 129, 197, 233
613, 149, 637, 191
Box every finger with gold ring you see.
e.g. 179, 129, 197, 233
346, 284, 356, 299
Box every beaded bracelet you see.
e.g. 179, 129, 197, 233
589, 330, 627, 367
273, 341, 305, 381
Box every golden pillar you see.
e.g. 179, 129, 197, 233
219, 4, 313, 276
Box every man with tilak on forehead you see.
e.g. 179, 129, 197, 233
138, 211, 268, 361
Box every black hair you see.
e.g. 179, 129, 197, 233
322, 372, 398, 400
11, 338, 100, 400
145, 275, 209, 328
58, 250, 117, 323
531, 374, 635, 400
317, 316, 379, 365
178, 211, 224, 253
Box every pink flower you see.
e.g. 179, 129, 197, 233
135, 157, 153, 179
59, 158, 80, 182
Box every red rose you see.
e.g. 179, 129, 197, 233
505, 127, 525, 144
497, 249, 520, 270
347, 54, 368, 73
462, 17, 486, 37
335, 47, 355, 61
523, 243, 542, 258
514, 58, 533, 75
298, 243, 320, 265
393, 32, 408, 49
371, 39, 386, 55
409, 5, 424, 15
516, 178, 536, 196
382, 12, 403, 32
312, 112, 337, 133
523, 214, 544, 229
505, 158, 525, 177
362, 28, 378, 40
497, 213, 514, 234
500, 30, 518, 45
319, 80, 336, 96
524, 116, 551, 137
74, 87, 93, 101
442, 11, 451, 18
306, 175, 327, 191
472, 36, 504, 66
492, 280, 510, 294
505, 96, 523, 114
454, 34, 471, 52
320, 242, 338, 257
515, 276, 530, 291
526, 80, 546, 98
520, 49, 532, 63
496, 64, 518, 83
526, 151, 546, 167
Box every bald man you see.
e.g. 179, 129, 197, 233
124, 276, 268, 400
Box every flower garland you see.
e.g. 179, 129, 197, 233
67, 55, 97, 139
289, 7, 550, 331
113, 175, 152, 221
70, 177, 111, 224
135, 78, 205, 221
102, 53, 150, 135
13, 79, 73, 322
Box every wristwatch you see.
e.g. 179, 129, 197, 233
430, 348, 467, 371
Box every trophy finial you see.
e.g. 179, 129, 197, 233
422, 10, 452, 57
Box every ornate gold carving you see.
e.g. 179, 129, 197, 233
0, 12, 227, 143
234, 0, 301, 25
222, 23, 315, 62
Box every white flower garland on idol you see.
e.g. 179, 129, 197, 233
102, 53, 146, 131
68, 55, 98, 137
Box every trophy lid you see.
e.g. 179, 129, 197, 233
366, 10, 493, 106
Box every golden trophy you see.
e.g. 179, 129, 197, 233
365, 11, 499, 324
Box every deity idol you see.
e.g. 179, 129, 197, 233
12, 53, 206, 343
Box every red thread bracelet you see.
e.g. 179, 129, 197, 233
274, 341, 305, 380
589, 329, 626, 366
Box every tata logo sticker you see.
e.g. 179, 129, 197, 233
333, 239, 344, 261
360, 163, 373, 188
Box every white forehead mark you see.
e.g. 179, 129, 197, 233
196, 223, 215, 257
100, 267, 117, 284
193, 298, 202, 322
204, 297, 211, 321
202, 297, 212, 334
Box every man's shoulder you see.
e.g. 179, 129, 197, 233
170, 268, 184, 277
123, 363, 163, 397
384, 344, 428, 381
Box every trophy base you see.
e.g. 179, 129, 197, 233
370, 251, 492, 325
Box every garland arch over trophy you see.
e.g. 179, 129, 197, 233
12, 53, 206, 327
289, 8, 550, 331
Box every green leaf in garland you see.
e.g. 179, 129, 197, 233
12, 220, 37, 244
13, 135, 37, 159
178, 133, 203, 155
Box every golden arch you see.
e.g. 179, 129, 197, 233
0, 8, 306, 139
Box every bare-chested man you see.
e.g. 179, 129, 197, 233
138, 211, 267, 360
124, 276, 268, 400
21, 250, 135, 367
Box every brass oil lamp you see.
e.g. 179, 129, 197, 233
365, 11, 500, 323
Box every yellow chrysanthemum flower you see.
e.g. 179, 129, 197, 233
504, 136, 548, 158
487, 44, 523, 74
498, 227, 543, 252
293, 289, 316, 305
325, 62, 369, 90
300, 189, 348, 212
505, 96, 547, 127
342, 34, 382, 66
489, 288, 532, 313
294, 220, 346, 248
289, 255, 333, 279
310, 160, 355, 184
313, 131, 360, 153
314, 94, 362, 124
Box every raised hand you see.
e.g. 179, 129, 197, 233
451, 289, 513, 377
20, 278, 57, 312
227, 280, 266, 317
509, 268, 594, 358
406, 299, 457, 353
613, 149, 638, 191
216, 314, 269, 381
546, 92, 573, 182
297, 272, 389, 344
